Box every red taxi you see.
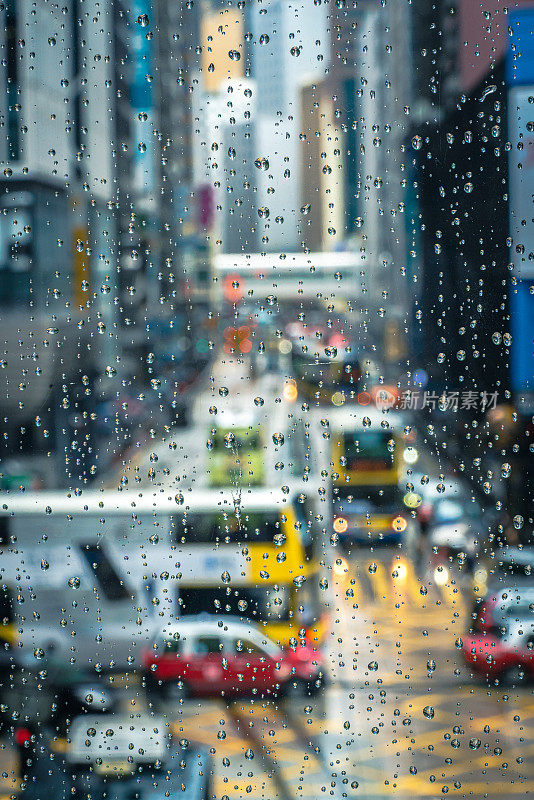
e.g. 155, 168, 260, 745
142, 616, 324, 698
463, 617, 534, 684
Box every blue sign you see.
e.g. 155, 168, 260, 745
507, 8, 534, 85
510, 279, 534, 392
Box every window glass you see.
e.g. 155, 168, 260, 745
1, 2, 531, 798
193, 636, 222, 655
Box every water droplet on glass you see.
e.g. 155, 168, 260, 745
423, 706, 434, 719
228, 49, 241, 61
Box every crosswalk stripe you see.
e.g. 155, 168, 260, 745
367, 561, 389, 604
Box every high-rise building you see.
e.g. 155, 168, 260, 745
299, 81, 344, 253
0, 0, 120, 485
250, 0, 328, 252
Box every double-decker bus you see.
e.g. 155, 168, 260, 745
0, 487, 326, 667
316, 407, 417, 549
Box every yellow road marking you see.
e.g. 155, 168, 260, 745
367, 561, 389, 604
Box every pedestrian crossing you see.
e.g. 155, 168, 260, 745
333, 554, 468, 617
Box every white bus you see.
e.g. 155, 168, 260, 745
0, 485, 321, 668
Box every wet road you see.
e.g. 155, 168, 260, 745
154, 551, 534, 800
5, 554, 533, 799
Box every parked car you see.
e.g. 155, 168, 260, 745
142, 615, 325, 698
463, 616, 534, 684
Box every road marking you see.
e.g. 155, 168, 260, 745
367, 561, 390, 604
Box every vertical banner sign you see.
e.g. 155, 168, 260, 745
507, 9, 534, 392
130, 0, 155, 195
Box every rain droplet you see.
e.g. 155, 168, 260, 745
411, 135, 422, 150
368, 562, 377, 574
68, 576, 81, 589
221, 571, 231, 584
254, 157, 269, 171
480, 84, 497, 101
228, 49, 241, 61
423, 706, 434, 719
219, 387, 229, 397
272, 432, 285, 446
224, 433, 236, 449
138, 13, 149, 26
254, 396, 264, 406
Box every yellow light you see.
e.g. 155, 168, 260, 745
333, 557, 349, 577
433, 566, 449, 586
474, 567, 487, 587
333, 517, 348, 534
403, 446, 419, 464
282, 380, 298, 402
392, 561, 407, 581
403, 492, 422, 509
279, 338, 292, 354
331, 391, 345, 407
392, 516, 407, 533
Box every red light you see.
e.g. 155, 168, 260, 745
239, 338, 252, 353
15, 728, 31, 746
328, 333, 346, 349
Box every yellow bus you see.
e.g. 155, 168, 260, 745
171, 488, 327, 648
321, 408, 417, 548
0, 488, 326, 665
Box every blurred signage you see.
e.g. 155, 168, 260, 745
507, 86, 534, 280
201, 8, 243, 93
197, 183, 215, 230
73, 227, 89, 308
384, 320, 407, 362
130, 0, 155, 194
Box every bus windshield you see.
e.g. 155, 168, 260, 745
334, 484, 401, 511
212, 428, 263, 452
172, 511, 280, 543
340, 430, 394, 471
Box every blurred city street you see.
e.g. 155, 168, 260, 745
0, 0, 532, 798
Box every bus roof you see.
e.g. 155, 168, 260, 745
322, 406, 406, 432
0, 486, 306, 515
